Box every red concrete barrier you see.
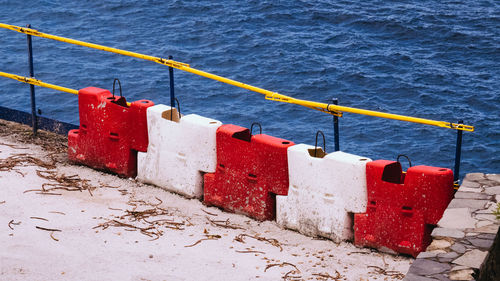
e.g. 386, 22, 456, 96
204, 124, 294, 221
354, 160, 454, 257
68, 87, 153, 178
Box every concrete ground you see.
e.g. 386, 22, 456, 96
0, 120, 412, 281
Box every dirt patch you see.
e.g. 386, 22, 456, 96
0, 119, 68, 163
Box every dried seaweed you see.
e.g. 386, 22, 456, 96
312, 271, 343, 280
234, 233, 283, 251
94, 199, 186, 241
264, 262, 300, 273
32, 170, 97, 196
184, 234, 222, 248
8, 220, 20, 230
0, 120, 67, 156
50, 232, 59, 241
367, 266, 405, 279
201, 209, 218, 216
264, 262, 302, 280
207, 217, 244, 229
0, 154, 55, 172
235, 250, 265, 254
283, 270, 302, 281
36, 226, 62, 232
0, 142, 29, 149
30, 217, 48, 221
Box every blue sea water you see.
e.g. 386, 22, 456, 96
0, 0, 498, 177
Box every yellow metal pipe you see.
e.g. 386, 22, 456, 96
0, 23, 474, 131
0, 23, 189, 69
266, 93, 473, 131
0, 71, 133, 107
0, 71, 78, 95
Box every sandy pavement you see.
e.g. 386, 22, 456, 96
0, 121, 412, 281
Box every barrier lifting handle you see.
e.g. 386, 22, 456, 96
111, 78, 129, 107
314, 130, 326, 158
171, 97, 181, 121
250, 122, 262, 135
397, 154, 413, 169
112, 78, 123, 98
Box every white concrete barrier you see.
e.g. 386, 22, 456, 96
276, 144, 371, 242
137, 104, 222, 198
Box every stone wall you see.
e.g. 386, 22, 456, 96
404, 173, 500, 281
477, 230, 499, 281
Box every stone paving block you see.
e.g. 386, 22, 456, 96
464, 173, 485, 182
460, 181, 481, 189
452, 249, 488, 269
417, 252, 440, 259
467, 238, 494, 249
475, 202, 498, 214
430, 250, 447, 254
475, 220, 493, 228
476, 233, 497, 240
454, 192, 491, 200
404, 272, 440, 281
484, 185, 500, 195
449, 268, 474, 281
438, 252, 460, 259
432, 228, 465, 239
485, 174, 500, 183
429, 273, 453, 281
450, 265, 469, 271
448, 199, 489, 209
438, 208, 476, 229
458, 186, 482, 193
450, 243, 467, 254
438, 258, 455, 263
427, 239, 452, 251
479, 180, 496, 187
408, 258, 452, 276
474, 214, 498, 222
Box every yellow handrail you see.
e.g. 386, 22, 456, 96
265, 93, 474, 131
0, 23, 474, 131
0, 71, 78, 95
0, 71, 133, 106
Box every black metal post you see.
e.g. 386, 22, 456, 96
26, 24, 37, 135
454, 120, 463, 182
168, 55, 175, 109
332, 98, 340, 151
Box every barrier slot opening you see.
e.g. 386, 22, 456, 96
232, 129, 251, 142
308, 148, 326, 158
161, 108, 181, 122
381, 162, 404, 184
